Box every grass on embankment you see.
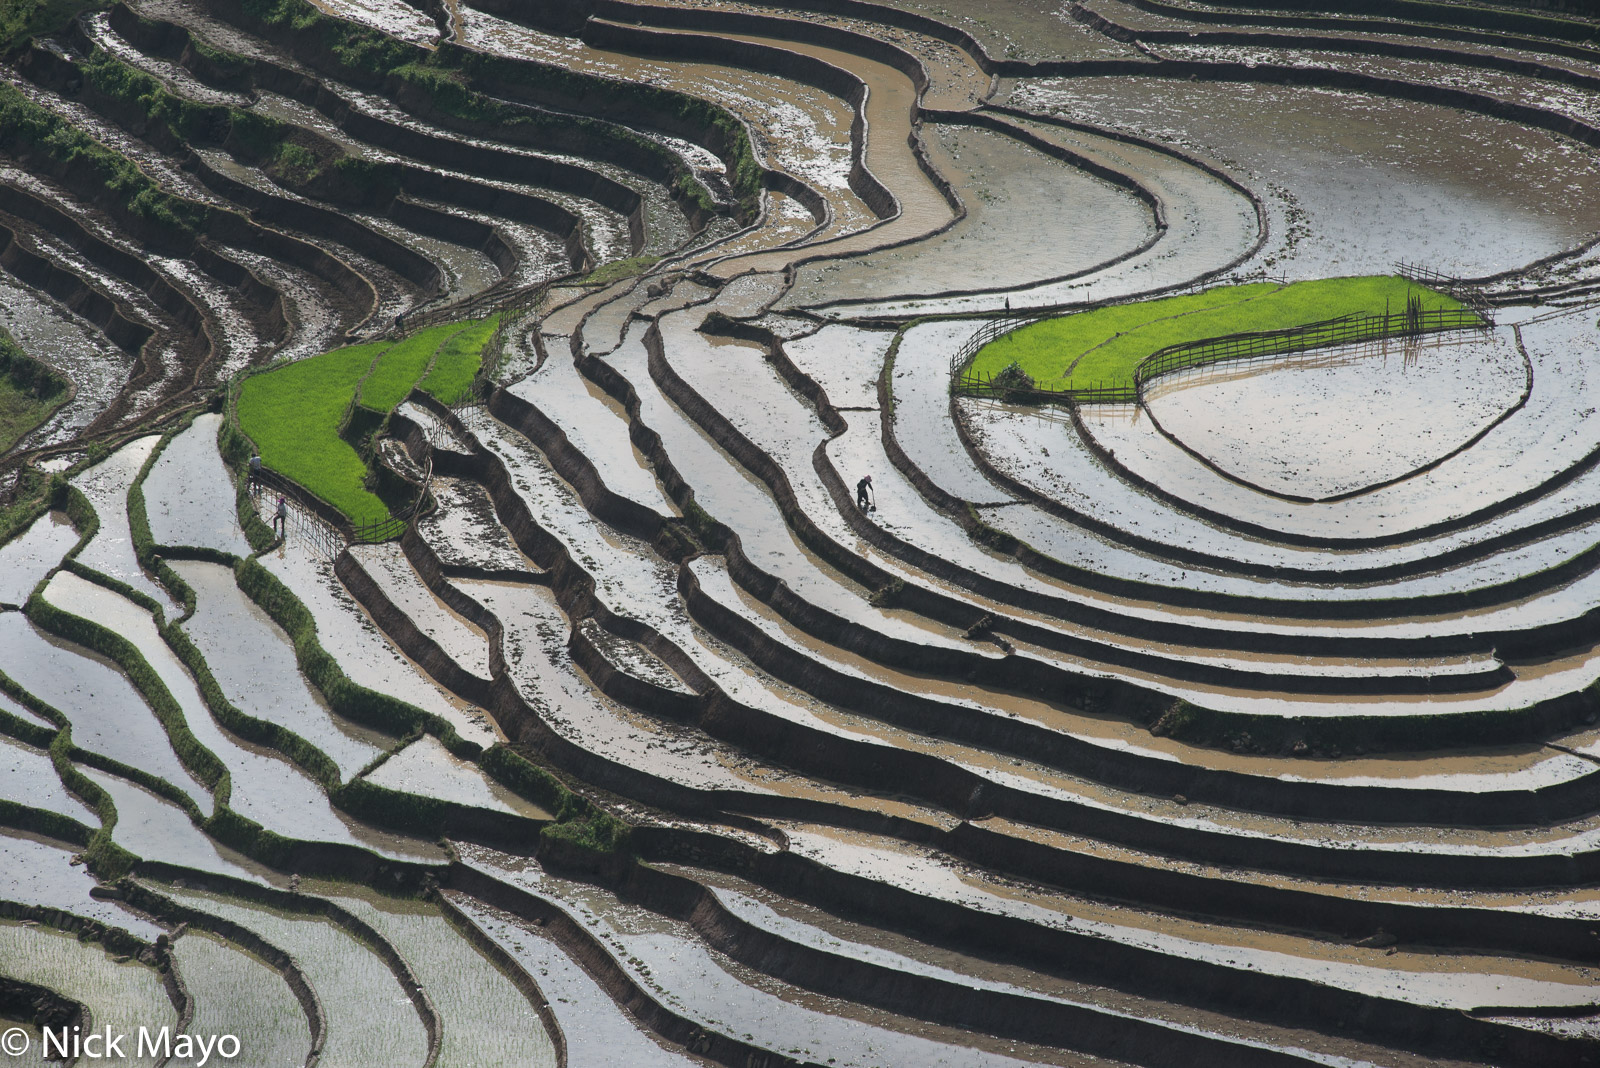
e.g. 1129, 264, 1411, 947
236, 314, 498, 525
1, 0, 103, 52
0, 327, 69, 453
969, 276, 1467, 391
579, 256, 660, 288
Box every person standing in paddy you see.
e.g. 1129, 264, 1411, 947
856, 474, 874, 511
272, 494, 288, 538
249, 451, 263, 493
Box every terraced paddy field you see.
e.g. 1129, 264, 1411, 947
5, 0, 1600, 1064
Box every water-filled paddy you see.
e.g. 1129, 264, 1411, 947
156, 884, 431, 1068
1011, 77, 1600, 278
139, 414, 251, 555
0, 511, 76, 605
171, 560, 392, 780
169, 930, 312, 1068
1144, 327, 1528, 499
0, 612, 211, 809
9, 0, 1600, 1059
0, 922, 173, 1068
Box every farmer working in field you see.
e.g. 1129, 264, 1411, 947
856, 474, 874, 511
249, 452, 263, 492
273, 495, 287, 538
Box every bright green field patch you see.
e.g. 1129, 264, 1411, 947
237, 340, 389, 525
419, 312, 499, 404
358, 321, 469, 412
969, 276, 1465, 392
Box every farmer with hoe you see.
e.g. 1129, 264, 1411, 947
856, 474, 874, 511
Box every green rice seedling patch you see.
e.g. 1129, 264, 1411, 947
969, 276, 1465, 392
236, 340, 389, 525
0, 922, 174, 1067
419, 313, 498, 404
158, 886, 431, 1068
332, 887, 560, 1067
359, 322, 468, 413
171, 930, 312, 1068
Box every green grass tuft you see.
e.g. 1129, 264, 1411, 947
237, 314, 499, 523
969, 276, 1466, 392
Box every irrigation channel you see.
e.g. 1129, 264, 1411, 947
6, 0, 1600, 1064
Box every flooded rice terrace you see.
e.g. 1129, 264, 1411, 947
6, 0, 1600, 1063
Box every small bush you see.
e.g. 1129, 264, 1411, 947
990, 361, 1034, 393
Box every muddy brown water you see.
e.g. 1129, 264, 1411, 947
346, 541, 494, 680
782, 121, 1155, 308
259, 540, 499, 746
700, 28, 959, 278
509, 353, 680, 515
1010, 76, 1600, 280
775, 821, 1600, 1012
417, 476, 535, 574
662, 860, 1478, 1068
457, 844, 1063, 1068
